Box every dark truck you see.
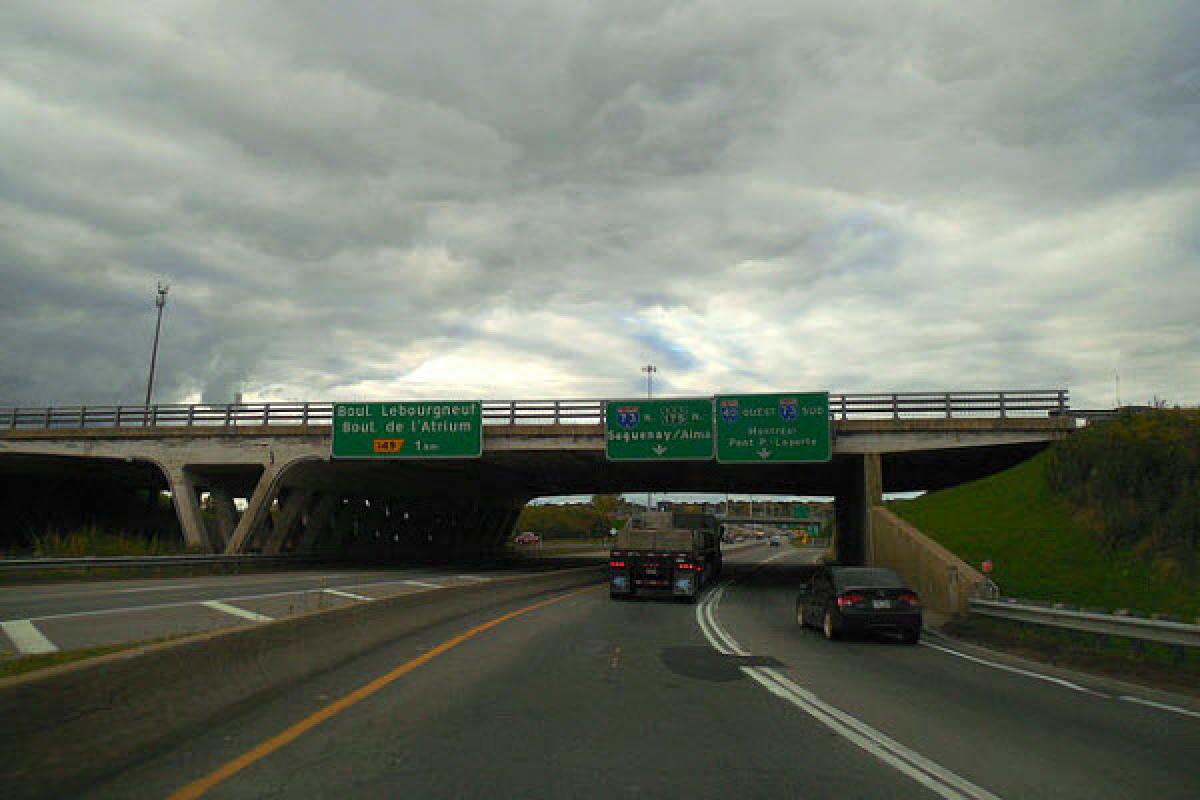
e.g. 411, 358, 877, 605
608, 512, 722, 602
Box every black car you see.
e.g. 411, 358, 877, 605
796, 566, 921, 644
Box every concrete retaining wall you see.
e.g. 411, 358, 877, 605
0, 567, 604, 800
869, 507, 988, 616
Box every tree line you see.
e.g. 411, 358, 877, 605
515, 495, 622, 539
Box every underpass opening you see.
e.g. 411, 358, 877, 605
0, 454, 180, 553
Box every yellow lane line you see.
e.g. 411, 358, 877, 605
166, 585, 600, 799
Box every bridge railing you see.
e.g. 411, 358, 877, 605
0, 390, 1069, 431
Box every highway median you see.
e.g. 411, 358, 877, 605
0, 565, 604, 800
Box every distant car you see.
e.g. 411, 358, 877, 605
513, 532, 541, 544
769, 535, 782, 547
796, 566, 921, 644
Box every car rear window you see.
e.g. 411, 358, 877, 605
832, 568, 905, 589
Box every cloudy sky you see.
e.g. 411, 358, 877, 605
3, 1, 1198, 410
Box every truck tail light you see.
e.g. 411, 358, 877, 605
609, 560, 626, 568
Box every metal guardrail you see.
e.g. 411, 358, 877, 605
0, 390, 1070, 430
969, 597, 1200, 650
0, 554, 329, 572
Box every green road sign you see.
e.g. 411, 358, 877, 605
605, 398, 714, 461
331, 401, 482, 459
715, 392, 831, 463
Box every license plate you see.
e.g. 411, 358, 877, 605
872, 599, 891, 609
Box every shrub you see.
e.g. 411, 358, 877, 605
1046, 409, 1200, 571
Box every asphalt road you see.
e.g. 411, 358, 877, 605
0, 566, 550, 657
74, 544, 1200, 799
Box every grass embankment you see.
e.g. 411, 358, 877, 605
891, 452, 1200, 621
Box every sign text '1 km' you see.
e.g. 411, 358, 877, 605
605, 398, 714, 461
331, 401, 482, 459
715, 392, 831, 463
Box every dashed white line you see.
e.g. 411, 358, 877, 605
400, 580, 443, 590
454, 575, 490, 582
1, 619, 59, 654
202, 601, 272, 622
323, 588, 370, 602
117, 584, 203, 593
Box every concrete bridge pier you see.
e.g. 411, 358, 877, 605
224, 465, 283, 554
205, 487, 239, 551
296, 492, 340, 554
832, 453, 883, 566
163, 466, 207, 551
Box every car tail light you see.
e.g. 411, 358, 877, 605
898, 591, 920, 607
609, 560, 626, 568
837, 592, 866, 609
676, 563, 694, 571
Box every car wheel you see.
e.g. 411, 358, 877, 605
901, 627, 920, 645
822, 607, 840, 641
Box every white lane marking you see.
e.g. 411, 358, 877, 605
202, 601, 272, 622
920, 641, 1109, 698
19, 578, 440, 623
117, 584, 203, 593
401, 580, 443, 589
1, 619, 59, 654
695, 555, 1002, 800
745, 666, 998, 800
454, 575, 490, 582
8, 571, 550, 625
1118, 695, 1200, 719
322, 588, 370, 602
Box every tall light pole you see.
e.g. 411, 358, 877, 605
642, 364, 657, 510
144, 282, 169, 406
642, 363, 657, 399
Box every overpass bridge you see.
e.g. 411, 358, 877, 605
0, 391, 1076, 564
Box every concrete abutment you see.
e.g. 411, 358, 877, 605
832, 453, 882, 566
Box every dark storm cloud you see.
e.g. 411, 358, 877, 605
1, 1, 1198, 409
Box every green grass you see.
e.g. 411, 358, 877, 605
890, 452, 1200, 621
27, 526, 203, 557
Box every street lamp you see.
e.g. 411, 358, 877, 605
641, 364, 657, 511
144, 282, 169, 406
641, 363, 657, 399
